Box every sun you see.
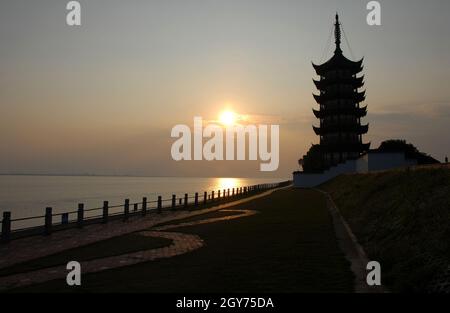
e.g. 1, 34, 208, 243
219, 110, 236, 126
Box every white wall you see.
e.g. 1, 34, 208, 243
293, 159, 357, 188
356, 154, 369, 173
293, 172, 333, 188
366, 153, 415, 172
293, 152, 417, 188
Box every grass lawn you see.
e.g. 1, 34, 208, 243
153, 209, 244, 228
9, 188, 354, 293
0, 234, 172, 277
322, 167, 450, 292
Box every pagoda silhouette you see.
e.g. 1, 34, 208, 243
294, 15, 438, 187
309, 14, 370, 169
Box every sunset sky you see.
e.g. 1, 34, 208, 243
1, 0, 450, 178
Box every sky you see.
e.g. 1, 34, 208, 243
1, 0, 450, 178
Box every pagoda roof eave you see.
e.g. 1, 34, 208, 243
313, 54, 364, 75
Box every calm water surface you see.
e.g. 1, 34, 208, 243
0, 175, 285, 230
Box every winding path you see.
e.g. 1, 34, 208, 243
0, 205, 262, 290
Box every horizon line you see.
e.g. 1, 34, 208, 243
0, 173, 289, 180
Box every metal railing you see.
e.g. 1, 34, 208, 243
1, 181, 291, 243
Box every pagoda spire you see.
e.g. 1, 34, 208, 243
334, 13, 342, 54
309, 14, 369, 169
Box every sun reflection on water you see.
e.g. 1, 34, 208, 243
214, 177, 242, 191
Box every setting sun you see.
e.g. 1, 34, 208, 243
219, 110, 236, 126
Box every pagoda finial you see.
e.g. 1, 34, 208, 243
334, 13, 342, 54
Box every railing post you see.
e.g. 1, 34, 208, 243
133, 203, 138, 212
157, 196, 162, 213
77, 203, 84, 228
211, 191, 215, 201
45, 207, 52, 235
142, 197, 147, 216
218, 190, 221, 199
194, 192, 198, 206
61, 213, 69, 225
124, 199, 129, 221
102, 201, 109, 223
172, 195, 176, 210
228, 188, 230, 197
232, 188, 235, 196
2, 211, 11, 243
184, 193, 188, 208
204, 191, 207, 204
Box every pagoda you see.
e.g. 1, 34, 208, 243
311, 14, 370, 168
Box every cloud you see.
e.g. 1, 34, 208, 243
366, 101, 450, 160
372, 101, 450, 119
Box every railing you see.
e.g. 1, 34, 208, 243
1, 181, 291, 243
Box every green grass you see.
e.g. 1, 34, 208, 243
9, 188, 354, 293
153, 209, 244, 228
0, 233, 172, 277
0, 191, 272, 278
321, 167, 450, 293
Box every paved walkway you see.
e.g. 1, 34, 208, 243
152, 209, 258, 231
0, 189, 282, 269
0, 231, 203, 291
0, 189, 283, 291
0, 209, 258, 291
316, 189, 387, 293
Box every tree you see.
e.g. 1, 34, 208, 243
300, 144, 325, 173
377, 139, 440, 165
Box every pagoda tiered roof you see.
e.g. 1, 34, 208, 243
312, 54, 364, 76
313, 76, 364, 89
313, 106, 367, 118
313, 124, 369, 136
313, 90, 366, 104
319, 142, 371, 153
304, 13, 370, 170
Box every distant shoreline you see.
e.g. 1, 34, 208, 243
0, 173, 287, 180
